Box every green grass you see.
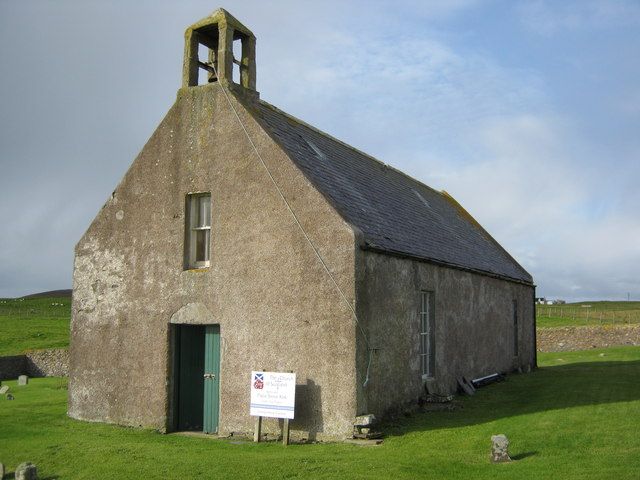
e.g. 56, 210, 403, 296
0, 297, 71, 356
1, 347, 639, 479
537, 301, 640, 328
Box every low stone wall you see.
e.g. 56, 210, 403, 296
0, 348, 69, 379
537, 324, 640, 352
25, 348, 69, 377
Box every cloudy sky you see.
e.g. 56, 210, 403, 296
1, 0, 638, 301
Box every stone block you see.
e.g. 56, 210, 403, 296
18, 375, 29, 386
0, 462, 4, 479
0, 385, 9, 395
491, 434, 511, 463
354, 414, 375, 426
15, 462, 38, 480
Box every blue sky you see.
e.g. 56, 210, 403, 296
0, 0, 638, 300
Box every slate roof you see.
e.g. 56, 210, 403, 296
248, 99, 533, 285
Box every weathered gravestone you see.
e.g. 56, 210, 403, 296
0, 461, 5, 479
18, 375, 29, 386
15, 462, 38, 480
0, 385, 9, 395
491, 434, 511, 463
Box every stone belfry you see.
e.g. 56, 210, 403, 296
182, 8, 257, 92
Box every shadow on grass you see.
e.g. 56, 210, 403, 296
511, 451, 538, 460
383, 360, 640, 435
3, 472, 58, 480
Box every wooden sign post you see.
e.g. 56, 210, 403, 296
250, 370, 296, 446
253, 415, 262, 443
282, 418, 290, 446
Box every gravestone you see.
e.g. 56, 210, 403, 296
0, 462, 4, 479
491, 434, 511, 463
15, 462, 38, 480
0, 385, 9, 395
18, 375, 29, 386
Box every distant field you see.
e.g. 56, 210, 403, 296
537, 301, 640, 328
0, 296, 71, 356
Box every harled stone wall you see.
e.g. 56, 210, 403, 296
355, 250, 536, 418
69, 85, 358, 439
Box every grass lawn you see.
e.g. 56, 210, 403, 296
0, 297, 70, 356
537, 301, 640, 328
1, 347, 639, 479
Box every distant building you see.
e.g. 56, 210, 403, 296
536, 297, 547, 304
69, 9, 536, 440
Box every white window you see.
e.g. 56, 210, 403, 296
420, 291, 435, 379
185, 193, 211, 269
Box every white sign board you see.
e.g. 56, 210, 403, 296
250, 371, 296, 419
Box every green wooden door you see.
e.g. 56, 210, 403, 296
177, 325, 205, 431
203, 325, 220, 434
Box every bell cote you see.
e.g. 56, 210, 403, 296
182, 8, 257, 92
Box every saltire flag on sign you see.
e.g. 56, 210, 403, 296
253, 373, 264, 389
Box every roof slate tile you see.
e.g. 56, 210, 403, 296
249, 100, 533, 284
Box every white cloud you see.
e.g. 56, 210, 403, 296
417, 113, 640, 301
259, 23, 547, 167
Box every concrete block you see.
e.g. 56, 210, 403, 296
457, 377, 475, 396
354, 414, 375, 426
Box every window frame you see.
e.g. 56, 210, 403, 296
419, 290, 436, 380
185, 192, 212, 270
